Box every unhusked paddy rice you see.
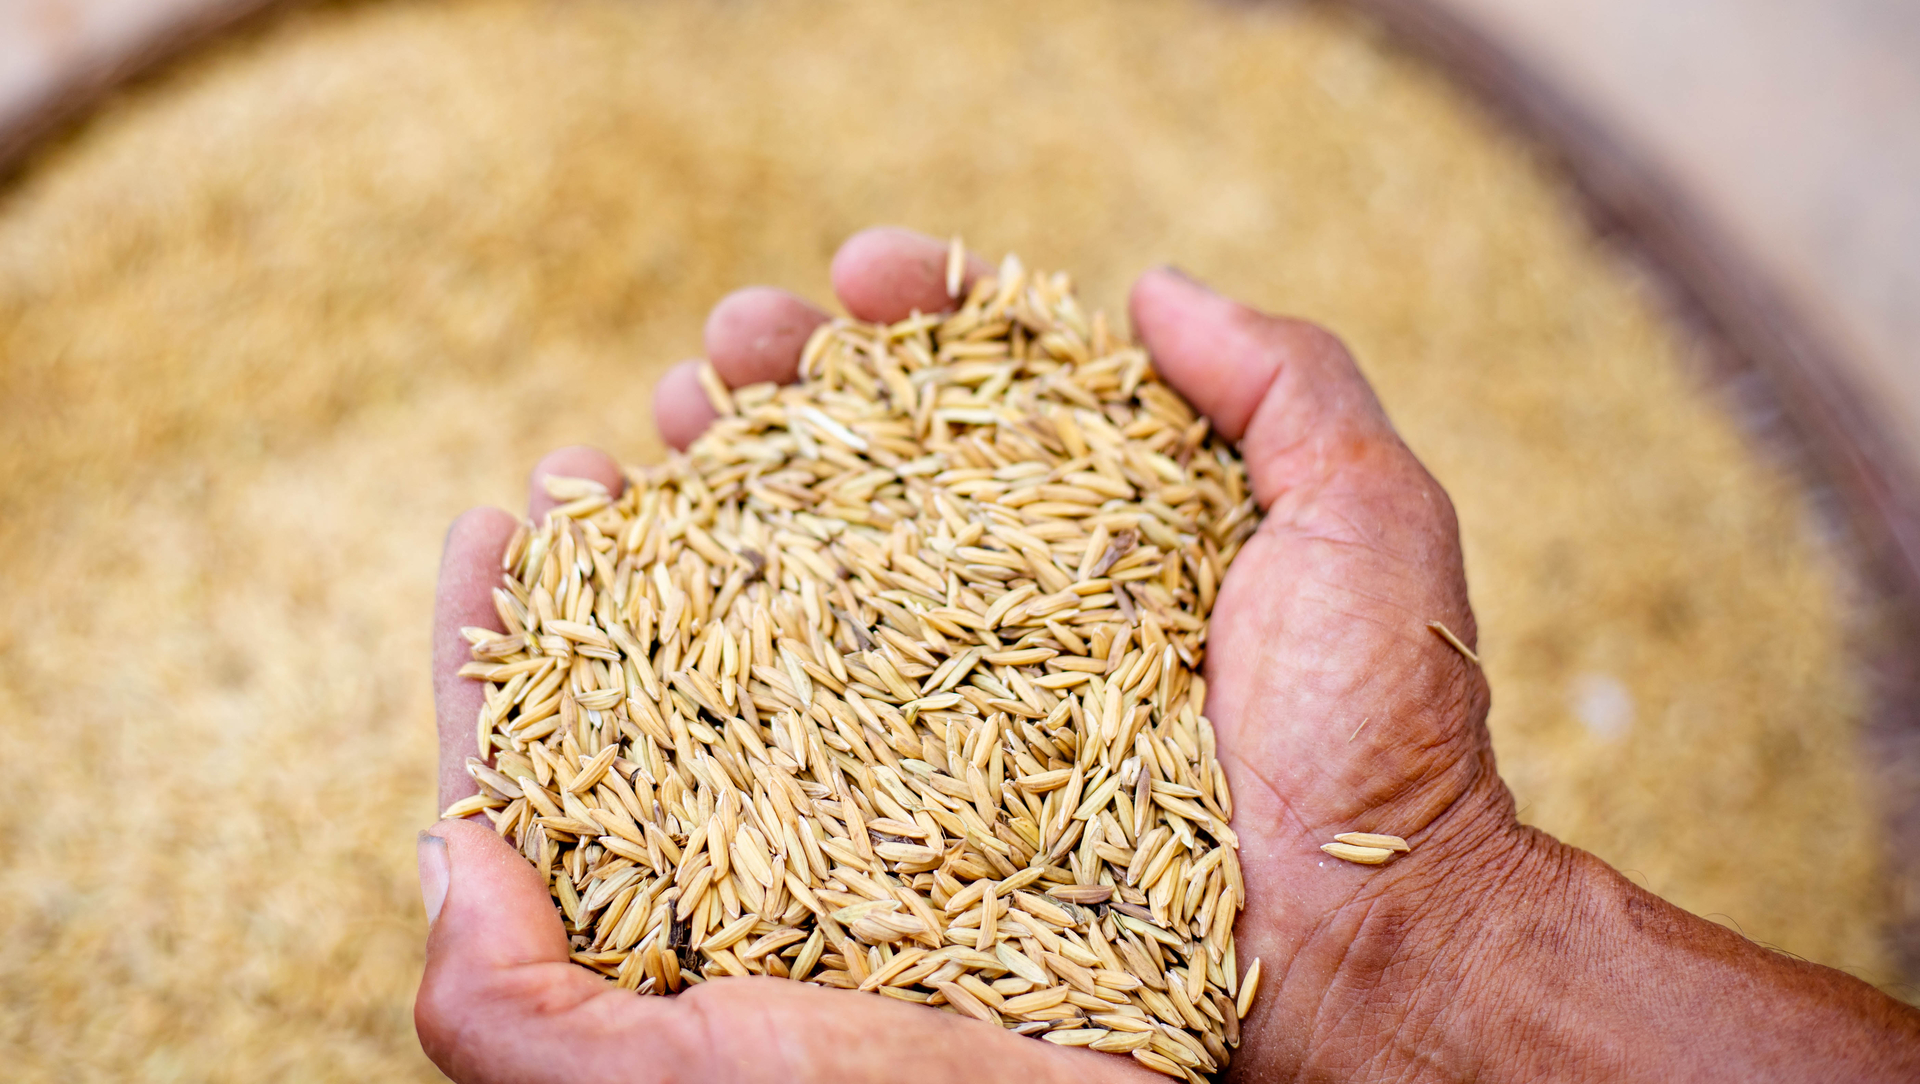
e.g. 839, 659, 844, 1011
1319, 842, 1395, 865
451, 251, 1258, 1075
0, 1, 1894, 1079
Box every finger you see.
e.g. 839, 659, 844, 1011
830, 226, 990, 323
1130, 267, 1477, 696
528, 445, 625, 521
660, 238, 979, 450
434, 506, 517, 812
653, 360, 716, 452
416, 820, 687, 1082
1135, 268, 1480, 735
706, 285, 829, 387
656, 289, 831, 452
1129, 266, 1405, 510
422, 820, 573, 970
415, 819, 1156, 1084
648, 360, 718, 450
674, 978, 1161, 1084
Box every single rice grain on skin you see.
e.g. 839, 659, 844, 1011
1235, 957, 1262, 1020
1426, 620, 1479, 666
452, 248, 1260, 1074
1333, 832, 1409, 852
1320, 842, 1395, 865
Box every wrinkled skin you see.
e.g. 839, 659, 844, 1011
419, 228, 1920, 1084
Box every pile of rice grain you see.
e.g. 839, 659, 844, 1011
454, 253, 1258, 1076
0, 1, 1895, 1080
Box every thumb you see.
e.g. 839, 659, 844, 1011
413, 822, 1150, 1084
414, 820, 695, 1083
419, 819, 572, 973
1128, 265, 1480, 734
1128, 267, 1401, 513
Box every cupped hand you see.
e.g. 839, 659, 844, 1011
418, 227, 1523, 1083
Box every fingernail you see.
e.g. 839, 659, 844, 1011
418, 830, 450, 928
1158, 264, 1214, 292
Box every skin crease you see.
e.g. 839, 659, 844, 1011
420, 227, 1920, 1083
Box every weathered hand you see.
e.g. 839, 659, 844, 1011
418, 228, 1920, 1083
418, 230, 1165, 1084
1123, 251, 1919, 1082
1125, 257, 1529, 1077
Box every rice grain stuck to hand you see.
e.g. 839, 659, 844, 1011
450, 249, 1260, 1076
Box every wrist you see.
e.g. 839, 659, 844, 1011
1407, 824, 1594, 1082
1397, 816, 1920, 1083
1292, 808, 1616, 1083
1379, 812, 1577, 1080
1255, 773, 1559, 1082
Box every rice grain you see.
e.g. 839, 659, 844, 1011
451, 248, 1259, 1065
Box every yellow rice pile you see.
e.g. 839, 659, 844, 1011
0, 0, 1895, 1079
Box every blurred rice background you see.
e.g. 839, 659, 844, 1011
0, 0, 1908, 1079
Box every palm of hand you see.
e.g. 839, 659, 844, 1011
421, 229, 1508, 1083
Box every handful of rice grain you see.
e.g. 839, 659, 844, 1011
451, 250, 1262, 1078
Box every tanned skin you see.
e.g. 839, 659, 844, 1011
417, 227, 1920, 1084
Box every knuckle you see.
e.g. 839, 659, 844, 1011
412, 973, 462, 1067
1272, 315, 1352, 363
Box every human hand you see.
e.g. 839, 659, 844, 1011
417, 229, 1175, 1084
1111, 246, 1920, 1081
419, 228, 1920, 1083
